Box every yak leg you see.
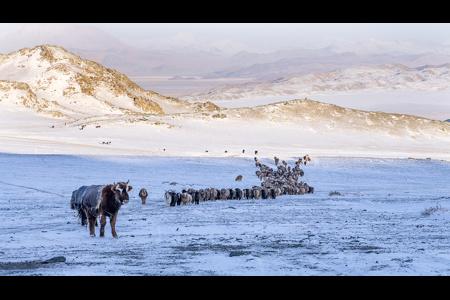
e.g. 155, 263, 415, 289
100, 214, 107, 237
84, 209, 96, 237
142, 196, 147, 204
80, 209, 87, 226
110, 213, 118, 238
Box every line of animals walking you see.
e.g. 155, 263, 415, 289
70, 156, 313, 238
162, 155, 313, 207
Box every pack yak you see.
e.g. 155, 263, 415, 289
71, 181, 132, 238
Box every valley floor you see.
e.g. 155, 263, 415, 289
1, 154, 449, 275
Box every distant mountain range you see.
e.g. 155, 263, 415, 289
2, 24, 450, 80
187, 63, 450, 101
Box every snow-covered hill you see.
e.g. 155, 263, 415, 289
187, 63, 450, 101
1, 46, 449, 160
185, 63, 450, 121
317, 37, 450, 56
0, 45, 201, 120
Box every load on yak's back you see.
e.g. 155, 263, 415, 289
70, 181, 132, 238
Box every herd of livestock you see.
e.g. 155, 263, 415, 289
70, 156, 314, 237
162, 155, 314, 207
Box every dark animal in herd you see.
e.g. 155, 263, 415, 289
165, 187, 246, 206
71, 181, 132, 238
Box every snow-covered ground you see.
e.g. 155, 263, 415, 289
1, 45, 450, 276
1, 153, 449, 275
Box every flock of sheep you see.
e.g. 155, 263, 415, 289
161, 155, 314, 207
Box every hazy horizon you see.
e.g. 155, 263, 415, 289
1, 23, 450, 53
88, 23, 450, 49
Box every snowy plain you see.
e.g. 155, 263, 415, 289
1, 153, 449, 276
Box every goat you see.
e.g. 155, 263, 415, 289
176, 192, 182, 206
210, 188, 218, 201
229, 188, 236, 200
199, 189, 206, 202
235, 188, 243, 200
221, 188, 229, 200
194, 191, 201, 204
261, 188, 269, 199
253, 187, 261, 199
166, 191, 178, 207
164, 191, 172, 207
270, 188, 277, 199
181, 192, 192, 205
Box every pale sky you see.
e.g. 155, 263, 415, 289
87, 23, 450, 49
1, 23, 450, 52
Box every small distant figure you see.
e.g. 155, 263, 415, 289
303, 155, 311, 165
139, 188, 148, 204
242, 149, 245, 153
235, 175, 243, 181
255, 150, 258, 155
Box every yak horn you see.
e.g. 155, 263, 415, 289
111, 184, 117, 192
126, 179, 130, 184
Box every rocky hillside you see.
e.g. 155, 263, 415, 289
0, 45, 199, 120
